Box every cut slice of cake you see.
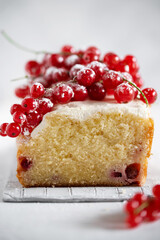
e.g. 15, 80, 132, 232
16, 99, 154, 187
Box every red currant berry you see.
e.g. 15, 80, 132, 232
122, 72, 133, 82
106, 89, 115, 95
88, 82, 106, 100
44, 67, 57, 85
15, 85, 30, 99
133, 193, 147, 204
26, 111, 42, 127
0, 123, 8, 136
102, 70, 123, 89
21, 97, 38, 112
116, 60, 130, 73
124, 199, 140, 214
6, 122, 21, 137
21, 123, 34, 136
152, 185, 160, 199
30, 83, 45, 98
114, 83, 135, 103
103, 52, 120, 70
146, 198, 160, 222
49, 54, 64, 67
19, 157, 32, 170
10, 104, 24, 115
13, 111, 26, 124
69, 64, 85, 79
140, 88, 157, 104
77, 68, 96, 87
68, 83, 88, 101
41, 54, 51, 68
86, 46, 101, 56
123, 55, 139, 74
61, 45, 75, 54
64, 55, 80, 69
33, 77, 51, 88
76, 50, 84, 57
132, 73, 144, 88
43, 88, 55, 103
87, 61, 106, 81
126, 215, 142, 228
25, 60, 41, 77
38, 98, 54, 115
52, 84, 73, 104
52, 68, 69, 82
82, 51, 99, 64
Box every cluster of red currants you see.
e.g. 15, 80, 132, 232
0, 45, 158, 138
124, 184, 160, 228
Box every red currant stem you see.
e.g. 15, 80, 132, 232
134, 201, 149, 215
122, 77, 149, 106
11, 75, 29, 82
1, 30, 51, 55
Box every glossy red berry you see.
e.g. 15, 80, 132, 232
116, 60, 130, 73
30, 83, 45, 98
77, 68, 96, 87
152, 185, 160, 199
124, 199, 140, 214
52, 84, 74, 104
0, 123, 8, 136
10, 104, 24, 115
15, 85, 30, 98
64, 55, 80, 69
26, 111, 42, 127
41, 54, 51, 68
33, 76, 51, 88
76, 50, 84, 57
88, 82, 106, 100
21, 123, 34, 136
86, 46, 101, 56
132, 73, 144, 88
52, 68, 69, 82
114, 83, 135, 103
68, 83, 88, 101
69, 64, 85, 79
13, 111, 26, 124
122, 72, 133, 82
38, 98, 54, 115
123, 55, 139, 74
25, 60, 41, 77
21, 97, 38, 112
49, 54, 64, 67
140, 88, 157, 104
103, 52, 120, 70
82, 51, 99, 64
61, 45, 75, 54
126, 215, 142, 228
6, 122, 21, 137
133, 193, 147, 204
43, 88, 55, 103
87, 61, 106, 81
102, 70, 123, 89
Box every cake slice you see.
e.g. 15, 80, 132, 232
16, 99, 154, 187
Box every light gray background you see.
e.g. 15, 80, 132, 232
0, 1, 160, 240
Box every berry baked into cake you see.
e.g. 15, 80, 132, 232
0, 43, 157, 187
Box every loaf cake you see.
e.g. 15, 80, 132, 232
16, 99, 153, 187
0, 44, 157, 187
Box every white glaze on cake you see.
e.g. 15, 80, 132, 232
31, 99, 150, 138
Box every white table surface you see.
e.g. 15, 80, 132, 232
0, 104, 160, 240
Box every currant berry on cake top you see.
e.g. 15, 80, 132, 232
0, 44, 158, 138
